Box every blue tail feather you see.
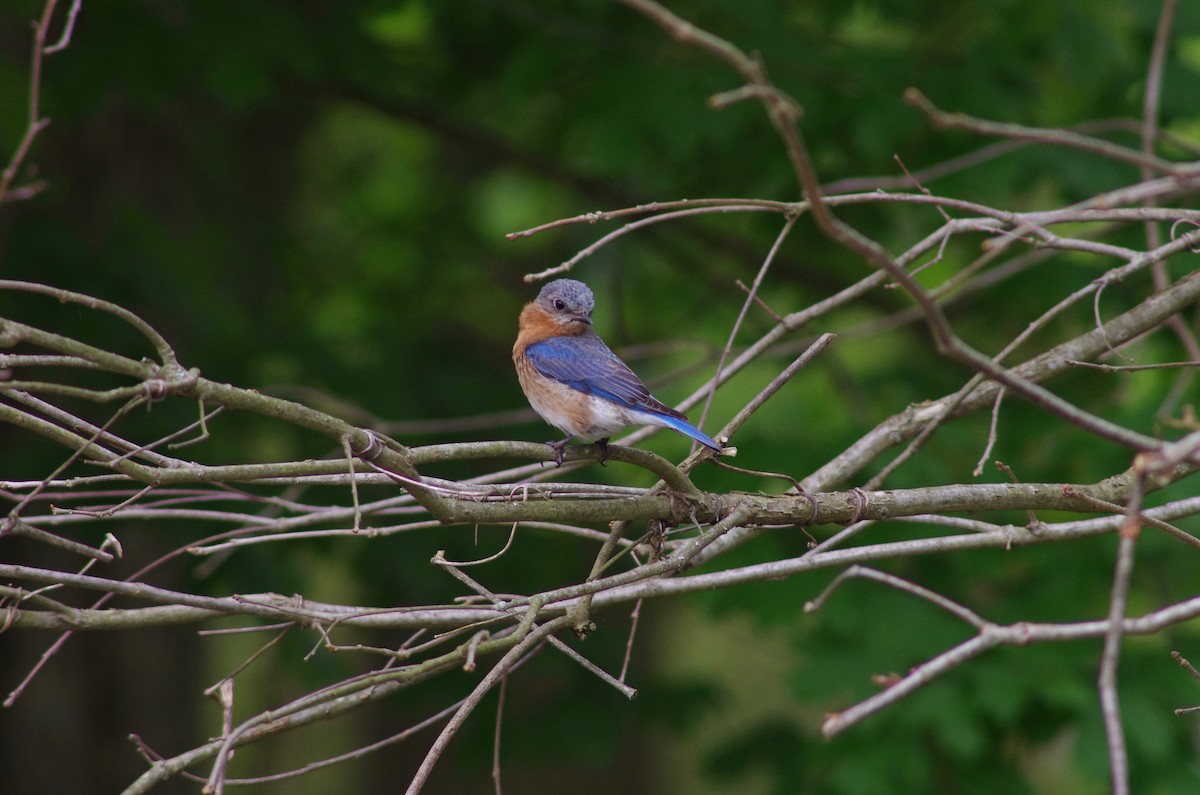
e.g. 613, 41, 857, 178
658, 413, 722, 451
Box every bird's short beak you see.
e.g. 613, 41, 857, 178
574, 315, 592, 325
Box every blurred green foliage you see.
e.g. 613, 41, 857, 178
2, 1, 1200, 793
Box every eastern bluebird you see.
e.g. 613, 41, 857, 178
513, 278, 722, 464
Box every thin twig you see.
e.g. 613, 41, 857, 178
971, 388, 1005, 477
1096, 466, 1144, 795
404, 617, 570, 795
619, 598, 643, 683
492, 675, 506, 795
547, 634, 638, 699
904, 87, 1184, 175
697, 216, 798, 440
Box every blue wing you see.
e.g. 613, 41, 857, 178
525, 334, 662, 412
525, 335, 722, 451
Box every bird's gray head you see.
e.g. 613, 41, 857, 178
536, 279, 594, 325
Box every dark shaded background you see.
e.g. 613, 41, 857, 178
2, 1, 1199, 792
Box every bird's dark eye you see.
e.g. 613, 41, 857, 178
553, 299, 567, 311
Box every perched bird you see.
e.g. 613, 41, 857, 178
513, 278, 722, 464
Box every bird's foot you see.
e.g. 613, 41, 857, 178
547, 436, 574, 467
595, 438, 610, 466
